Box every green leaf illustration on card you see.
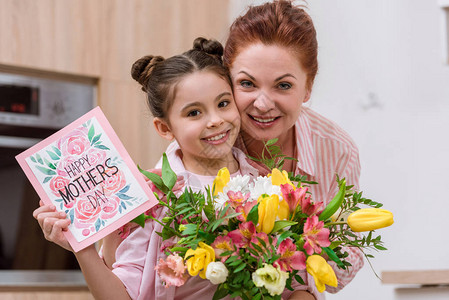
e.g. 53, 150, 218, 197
44, 158, 57, 170
88, 125, 95, 142
117, 193, 133, 200
30, 156, 36, 163
36, 154, 43, 164
119, 185, 130, 194
43, 177, 51, 184
91, 133, 102, 145
46, 150, 60, 161
95, 218, 101, 232
52, 146, 62, 157
95, 145, 110, 150
35, 165, 57, 176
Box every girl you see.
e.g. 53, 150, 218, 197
33, 37, 259, 300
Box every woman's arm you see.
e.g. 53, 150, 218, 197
327, 146, 364, 293
288, 290, 316, 300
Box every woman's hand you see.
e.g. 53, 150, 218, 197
288, 291, 316, 300
33, 200, 73, 252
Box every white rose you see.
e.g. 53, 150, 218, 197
205, 261, 229, 284
252, 264, 288, 296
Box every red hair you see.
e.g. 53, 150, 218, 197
224, 0, 318, 91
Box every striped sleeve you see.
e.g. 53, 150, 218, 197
299, 108, 364, 293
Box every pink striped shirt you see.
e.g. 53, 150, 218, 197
235, 106, 364, 298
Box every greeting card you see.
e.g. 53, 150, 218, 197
16, 106, 157, 252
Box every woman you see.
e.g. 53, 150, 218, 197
223, 1, 364, 299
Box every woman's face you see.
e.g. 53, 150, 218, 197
229, 43, 310, 143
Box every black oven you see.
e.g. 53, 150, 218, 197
0, 70, 95, 269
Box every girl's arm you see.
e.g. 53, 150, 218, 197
74, 245, 131, 300
33, 203, 131, 300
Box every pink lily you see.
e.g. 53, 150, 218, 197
275, 238, 306, 272
227, 190, 250, 208
249, 232, 270, 253
301, 194, 324, 216
280, 184, 307, 218
303, 215, 331, 255
227, 221, 256, 248
235, 200, 258, 222
211, 236, 236, 262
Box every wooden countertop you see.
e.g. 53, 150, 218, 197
382, 270, 449, 285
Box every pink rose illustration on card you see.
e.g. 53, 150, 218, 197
16, 107, 157, 252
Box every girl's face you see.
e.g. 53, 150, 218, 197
156, 71, 240, 173
230, 43, 311, 144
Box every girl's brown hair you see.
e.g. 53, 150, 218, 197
131, 37, 231, 119
224, 0, 318, 91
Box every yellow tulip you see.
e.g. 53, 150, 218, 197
347, 208, 394, 232
306, 255, 338, 293
257, 194, 279, 234
212, 167, 230, 196
184, 242, 215, 279
278, 200, 290, 221
270, 168, 295, 188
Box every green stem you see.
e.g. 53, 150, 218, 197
325, 221, 347, 226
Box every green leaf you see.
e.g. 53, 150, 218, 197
223, 212, 243, 220
246, 203, 259, 225
30, 156, 36, 163
182, 224, 198, 236
277, 231, 295, 245
44, 158, 57, 170
294, 274, 305, 285
225, 255, 238, 264
250, 242, 263, 253
95, 145, 110, 150
46, 150, 60, 160
36, 154, 43, 164
329, 241, 343, 249
374, 245, 387, 251
35, 165, 56, 176
212, 285, 228, 300
366, 231, 373, 244
161, 153, 177, 190
322, 247, 345, 269
233, 262, 247, 273
88, 125, 95, 142
265, 138, 278, 146
43, 176, 51, 184
52, 146, 61, 156
161, 226, 177, 240
270, 220, 297, 234
131, 213, 146, 227
91, 133, 102, 145
319, 178, 346, 221
138, 165, 168, 194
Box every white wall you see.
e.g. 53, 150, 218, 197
229, 1, 449, 299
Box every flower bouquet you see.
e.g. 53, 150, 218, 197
138, 148, 394, 299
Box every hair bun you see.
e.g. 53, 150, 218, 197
193, 37, 223, 61
131, 55, 165, 91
